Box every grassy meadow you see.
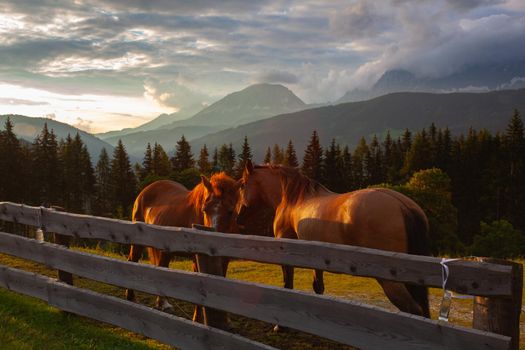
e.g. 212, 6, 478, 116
0, 248, 523, 350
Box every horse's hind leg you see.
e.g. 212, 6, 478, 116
155, 251, 174, 311
282, 265, 294, 289
377, 280, 426, 317
312, 269, 324, 294
125, 244, 144, 302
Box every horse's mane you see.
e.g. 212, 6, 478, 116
210, 171, 238, 196
254, 164, 328, 205
188, 172, 237, 212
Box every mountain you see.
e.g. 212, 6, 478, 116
189, 89, 525, 161
101, 83, 308, 157
97, 104, 204, 141
339, 60, 525, 103
0, 114, 114, 161
163, 83, 306, 129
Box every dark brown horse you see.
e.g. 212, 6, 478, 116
125, 173, 239, 319
237, 161, 430, 318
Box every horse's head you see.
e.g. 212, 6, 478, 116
200, 173, 240, 233
237, 160, 282, 227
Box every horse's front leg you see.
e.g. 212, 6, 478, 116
273, 265, 294, 332
155, 251, 174, 311
312, 269, 324, 294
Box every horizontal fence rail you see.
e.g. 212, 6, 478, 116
0, 264, 275, 350
0, 231, 511, 350
0, 202, 513, 297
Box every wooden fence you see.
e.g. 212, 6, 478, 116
0, 202, 521, 350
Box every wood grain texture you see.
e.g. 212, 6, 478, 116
0, 264, 276, 350
473, 259, 523, 350
0, 232, 511, 350
0, 202, 513, 297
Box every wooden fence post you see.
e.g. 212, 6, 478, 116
192, 224, 228, 330
473, 258, 522, 350
49, 206, 73, 285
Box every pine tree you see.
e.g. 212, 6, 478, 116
31, 123, 61, 205
302, 130, 323, 181
141, 143, 153, 180
263, 147, 271, 164
284, 140, 299, 167
94, 148, 112, 216
503, 109, 525, 231
211, 147, 219, 173
171, 135, 194, 171
323, 139, 340, 191
341, 145, 353, 191
403, 128, 432, 176
272, 144, 284, 164
58, 133, 94, 213
401, 128, 412, 154
0, 117, 23, 202
197, 144, 211, 175
235, 136, 252, 178
382, 131, 400, 183
152, 143, 171, 177
367, 135, 384, 185
352, 137, 369, 188
110, 140, 137, 217
217, 143, 235, 176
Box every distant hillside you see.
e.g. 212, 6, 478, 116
0, 115, 114, 161
339, 60, 525, 103
190, 89, 525, 161
97, 104, 204, 141
104, 125, 221, 157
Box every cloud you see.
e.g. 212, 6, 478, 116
499, 76, 525, 89
71, 117, 94, 133
0, 97, 49, 106
445, 0, 505, 11
330, 2, 392, 39
143, 77, 212, 113
253, 70, 299, 84
0, 0, 524, 110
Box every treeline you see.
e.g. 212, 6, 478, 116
0, 110, 524, 257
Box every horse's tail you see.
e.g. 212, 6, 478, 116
403, 206, 431, 318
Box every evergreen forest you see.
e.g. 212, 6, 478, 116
1, 110, 524, 258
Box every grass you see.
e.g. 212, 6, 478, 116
0, 248, 524, 349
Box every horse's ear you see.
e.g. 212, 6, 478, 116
245, 159, 254, 175
200, 175, 213, 192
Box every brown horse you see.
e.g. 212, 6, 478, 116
237, 160, 430, 318
125, 173, 239, 319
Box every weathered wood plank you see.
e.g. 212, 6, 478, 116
0, 232, 510, 350
473, 258, 523, 350
0, 264, 50, 301
0, 202, 513, 297
0, 264, 276, 350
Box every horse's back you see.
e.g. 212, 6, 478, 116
133, 180, 194, 227
294, 188, 428, 253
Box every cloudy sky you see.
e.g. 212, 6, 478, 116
1, 0, 524, 133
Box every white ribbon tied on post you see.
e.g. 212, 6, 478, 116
439, 258, 474, 322
35, 206, 45, 242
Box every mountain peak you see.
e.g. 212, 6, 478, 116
160, 83, 306, 128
